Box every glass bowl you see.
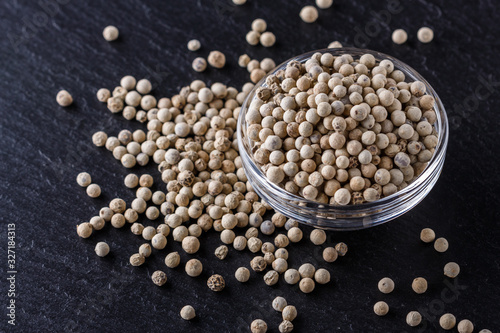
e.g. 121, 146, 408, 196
237, 47, 449, 231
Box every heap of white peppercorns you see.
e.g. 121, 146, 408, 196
246, 52, 439, 205
78, 74, 343, 304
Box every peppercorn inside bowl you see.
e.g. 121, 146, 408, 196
237, 48, 448, 230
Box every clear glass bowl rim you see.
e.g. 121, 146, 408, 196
237, 47, 449, 228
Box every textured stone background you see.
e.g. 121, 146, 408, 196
0, 0, 499, 332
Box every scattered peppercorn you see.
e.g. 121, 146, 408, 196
420, 228, 436, 243
56, 90, 73, 107
314, 268, 330, 284
279, 320, 294, 333
151, 270, 168, 286
185, 258, 203, 277
192, 57, 207, 72
378, 277, 395, 294
373, 301, 389, 316
434, 237, 449, 253
235, 267, 250, 282
282, 305, 297, 321
272, 296, 287, 312
180, 305, 196, 320
207, 51, 226, 69
406, 311, 422, 327
94, 242, 109, 257
300, 6, 319, 23
322, 247, 338, 262
316, 0, 333, 9
102, 25, 119, 41
187, 39, 201, 51
412, 277, 428, 294
392, 29, 408, 44
417, 27, 434, 43
335, 242, 348, 256
299, 277, 315, 293
251, 319, 268, 333
207, 274, 225, 291
443, 262, 460, 278
439, 313, 456, 330
457, 319, 474, 333
129, 253, 145, 266
77, 172, 92, 187
77, 222, 93, 238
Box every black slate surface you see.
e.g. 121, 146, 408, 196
1, 0, 499, 332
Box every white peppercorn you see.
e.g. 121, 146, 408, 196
251, 18, 267, 33
373, 301, 389, 316
152, 233, 167, 250
439, 313, 456, 330
124, 174, 139, 188
92, 131, 108, 147
417, 27, 434, 43
164, 252, 180, 268
110, 214, 125, 228
208, 51, 226, 69
192, 57, 207, 72
89, 216, 105, 230
102, 25, 119, 41
246, 30, 261, 46
130, 223, 144, 236
298, 263, 315, 279
94, 242, 110, 257
434, 237, 449, 252
264, 270, 279, 286
272, 296, 287, 312
235, 267, 250, 282
314, 268, 330, 284
287, 227, 303, 243
272, 258, 288, 274
180, 305, 196, 320
392, 29, 408, 44
250, 256, 267, 272
310, 229, 326, 245
279, 320, 294, 333
96, 88, 110, 102
185, 258, 203, 277
151, 270, 167, 286
187, 39, 201, 51
316, 0, 333, 9
250, 319, 267, 333
300, 6, 318, 23
281, 305, 297, 322
412, 277, 428, 294
323, 247, 338, 262
284, 269, 300, 285
56, 90, 73, 107
133, 244, 149, 261
129, 253, 145, 266
260, 32, 276, 47
299, 277, 315, 293
457, 319, 474, 333
444, 262, 460, 278
182, 236, 200, 254
378, 277, 395, 294
86, 184, 101, 198
77, 172, 92, 187
406, 311, 422, 327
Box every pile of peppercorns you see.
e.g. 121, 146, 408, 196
75, 74, 347, 329
246, 52, 439, 205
